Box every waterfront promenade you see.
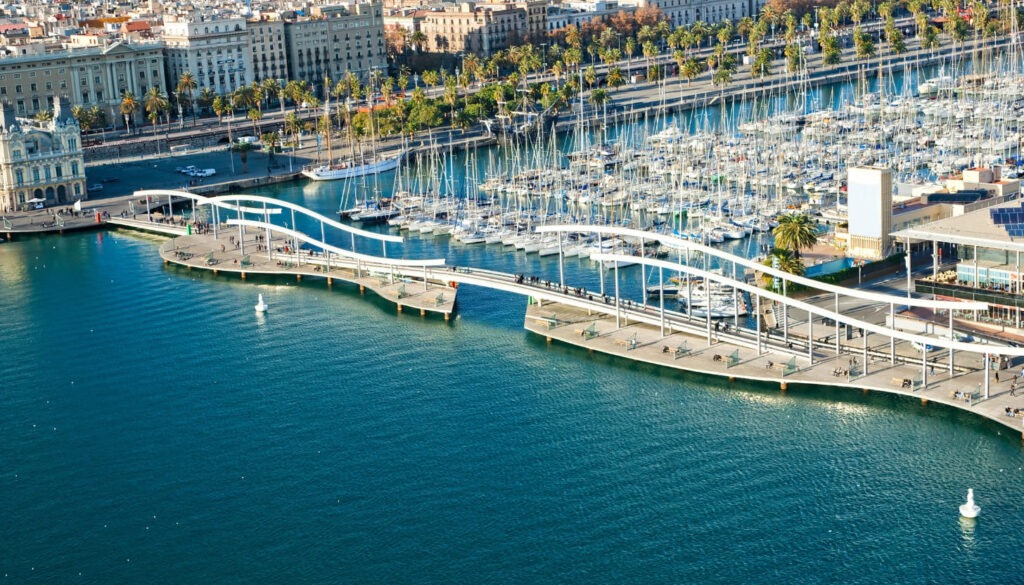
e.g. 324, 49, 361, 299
98, 189, 1024, 437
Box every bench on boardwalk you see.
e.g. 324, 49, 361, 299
727, 349, 741, 368
533, 314, 559, 330
435, 293, 447, 307
240, 255, 253, 268
205, 252, 218, 266
573, 322, 598, 340
614, 332, 638, 350
950, 390, 981, 404
891, 377, 915, 390
784, 357, 799, 375
671, 340, 690, 359
396, 285, 408, 299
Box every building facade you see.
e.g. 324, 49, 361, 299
248, 19, 289, 84
0, 41, 165, 127
419, 2, 526, 55
163, 17, 252, 97
282, 2, 386, 96
847, 166, 893, 260
615, 0, 761, 26
0, 97, 86, 213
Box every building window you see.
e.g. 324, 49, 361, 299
30, 83, 36, 92
74, 183, 80, 197
14, 85, 21, 93
15, 169, 23, 185
71, 162, 78, 176
56, 166, 62, 178
32, 168, 39, 182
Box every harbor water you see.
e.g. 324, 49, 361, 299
5, 62, 1024, 582
3, 204, 1024, 584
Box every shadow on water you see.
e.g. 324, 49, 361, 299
523, 329, 1024, 445
160, 262, 458, 324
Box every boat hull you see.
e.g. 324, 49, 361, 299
302, 152, 403, 181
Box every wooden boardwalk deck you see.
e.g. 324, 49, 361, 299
525, 302, 1024, 437
158, 233, 457, 318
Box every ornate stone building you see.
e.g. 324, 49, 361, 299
0, 96, 86, 213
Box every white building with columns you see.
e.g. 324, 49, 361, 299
163, 17, 252, 97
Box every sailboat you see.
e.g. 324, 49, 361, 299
302, 88, 404, 181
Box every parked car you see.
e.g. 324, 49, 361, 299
179, 165, 198, 175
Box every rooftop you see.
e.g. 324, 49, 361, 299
892, 198, 1024, 252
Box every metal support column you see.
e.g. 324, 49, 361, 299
659, 266, 665, 337
862, 328, 868, 376
685, 247, 693, 320
264, 203, 272, 262
321, 221, 329, 273
782, 279, 788, 345
237, 202, 245, 257
614, 260, 621, 329
755, 293, 762, 355
921, 348, 927, 389
640, 238, 646, 308
807, 311, 814, 364
984, 353, 990, 399
948, 310, 955, 375
890, 303, 896, 364
834, 293, 840, 356
557, 231, 565, 289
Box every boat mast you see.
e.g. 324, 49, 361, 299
322, 75, 333, 165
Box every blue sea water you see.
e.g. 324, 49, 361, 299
2, 211, 1024, 584
5, 63, 1024, 581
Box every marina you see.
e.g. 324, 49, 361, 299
8, 35, 1024, 583
106, 189, 1024, 436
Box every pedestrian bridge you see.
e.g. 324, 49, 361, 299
121, 190, 1024, 437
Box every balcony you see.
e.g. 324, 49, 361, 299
915, 279, 1024, 309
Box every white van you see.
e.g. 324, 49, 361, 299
235, 136, 259, 145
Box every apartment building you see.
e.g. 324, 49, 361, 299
163, 17, 252, 96
0, 40, 165, 126
419, 2, 526, 56
282, 2, 386, 95
248, 18, 289, 83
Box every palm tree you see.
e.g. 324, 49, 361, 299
772, 213, 818, 258
177, 71, 197, 126
231, 85, 258, 117
212, 95, 229, 126
34, 110, 53, 124
606, 66, 625, 88
752, 47, 773, 79
284, 111, 303, 148
262, 78, 285, 117
71, 105, 92, 130
247, 108, 262, 137
589, 87, 609, 110
144, 87, 168, 136
120, 90, 138, 134
410, 30, 427, 53
197, 87, 216, 115
681, 57, 704, 83
760, 248, 805, 291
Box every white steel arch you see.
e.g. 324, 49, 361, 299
537, 224, 989, 312
136, 189, 403, 243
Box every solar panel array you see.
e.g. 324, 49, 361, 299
991, 205, 1024, 237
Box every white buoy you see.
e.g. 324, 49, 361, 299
959, 488, 980, 519
255, 293, 268, 313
